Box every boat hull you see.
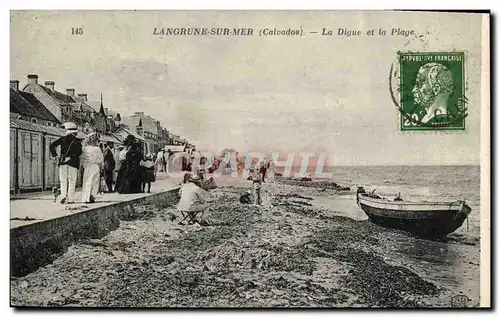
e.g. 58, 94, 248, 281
357, 195, 471, 239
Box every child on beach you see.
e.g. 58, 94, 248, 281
250, 168, 262, 205
140, 154, 156, 193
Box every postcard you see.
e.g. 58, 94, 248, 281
9, 10, 490, 308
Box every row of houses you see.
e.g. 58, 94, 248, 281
10, 74, 194, 193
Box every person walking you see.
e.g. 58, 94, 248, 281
103, 141, 116, 193
154, 149, 164, 173
80, 132, 104, 203
267, 159, 276, 182
114, 144, 126, 189
49, 122, 82, 204
140, 154, 156, 193
116, 136, 143, 194
165, 148, 174, 173
260, 160, 268, 183
251, 168, 262, 205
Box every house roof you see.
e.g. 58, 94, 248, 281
88, 101, 116, 117
119, 116, 140, 130
10, 118, 64, 136
113, 128, 145, 142
100, 134, 122, 144
165, 145, 186, 153
122, 114, 159, 135
39, 85, 77, 104
70, 101, 96, 113
10, 88, 60, 123
10, 118, 87, 139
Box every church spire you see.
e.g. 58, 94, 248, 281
99, 93, 105, 116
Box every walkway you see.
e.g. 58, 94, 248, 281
10, 174, 181, 229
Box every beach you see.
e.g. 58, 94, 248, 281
10, 166, 480, 308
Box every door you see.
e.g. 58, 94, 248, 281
31, 135, 42, 187
19, 131, 31, 187
45, 135, 60, 188
18, 131, 43, 188
10, 129, 15, 190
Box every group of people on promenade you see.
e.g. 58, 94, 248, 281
153, 147, 174, 174
114, 134, 156, 195
50, 123, 275, 227
49, 122, 156, 205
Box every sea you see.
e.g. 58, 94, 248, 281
310, 165, 483, 306
324, 165, 481, 235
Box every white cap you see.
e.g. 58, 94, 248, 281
63, 122, 78, 135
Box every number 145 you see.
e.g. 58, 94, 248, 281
71, 28, 83, 35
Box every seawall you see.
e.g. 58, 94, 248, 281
11, 188, 180, 277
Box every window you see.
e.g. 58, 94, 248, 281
31, 118, 37, 124
47, 122, 53, 127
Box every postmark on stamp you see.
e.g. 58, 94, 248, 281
393, 52, 467, 131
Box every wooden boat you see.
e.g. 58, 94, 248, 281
356, 188, 471, 239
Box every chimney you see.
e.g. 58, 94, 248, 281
45, 81, 55, 91
10, 80, 19, 90
27, 74, 38, 85
77, 93, 88, 101
104, 107, 109, 115
66, 88, 75, 97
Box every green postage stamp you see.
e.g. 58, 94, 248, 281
398, 52, 466, 131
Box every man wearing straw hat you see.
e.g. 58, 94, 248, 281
177, 173, 212, 226
49, 122, 83, 204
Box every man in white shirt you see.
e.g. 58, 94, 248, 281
177, 173, 212, 226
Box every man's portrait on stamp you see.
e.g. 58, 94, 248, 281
399, 52, 466, 131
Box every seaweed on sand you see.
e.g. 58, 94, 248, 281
310, 228, 439, 307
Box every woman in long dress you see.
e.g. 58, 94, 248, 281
117, 137, 143, 194
114, 142, 130, 192
154, 149, 164, 173
80, 133, 104, 203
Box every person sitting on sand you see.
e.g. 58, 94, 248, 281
239, 190, 252, 204
177, 173, 212, 226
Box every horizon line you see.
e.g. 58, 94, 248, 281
271, 164, 480, 167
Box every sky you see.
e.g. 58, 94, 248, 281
10, 11, 486, 165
